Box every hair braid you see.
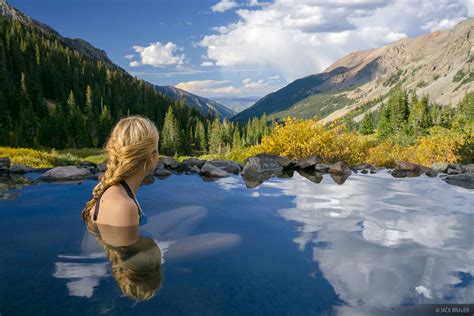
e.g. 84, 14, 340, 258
81, 115, 159, 221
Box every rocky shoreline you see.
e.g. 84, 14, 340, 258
0, 155, 473, 193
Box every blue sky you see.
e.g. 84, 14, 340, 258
8, 0, 474, 99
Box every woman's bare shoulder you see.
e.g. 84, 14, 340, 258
96, 185, 139, 226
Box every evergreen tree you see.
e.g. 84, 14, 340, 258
377, 103, 393, 138
208, 117, 224, 154
359, 111, 375, 135
194, 120, 207, 152
98, 105, 112, 147
161, 106, 181, 155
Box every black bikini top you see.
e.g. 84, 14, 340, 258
93, 179, 144, 221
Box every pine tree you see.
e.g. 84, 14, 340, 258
98, 105, 112, 147
161, 106, 181, 155
194, 120, 207, 152
208, 117, 223, 154
377, 103, 393, 138
359, 111, 375, 135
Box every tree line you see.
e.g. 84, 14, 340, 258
358, 84, 473, 139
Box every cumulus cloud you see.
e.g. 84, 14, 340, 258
211, 0, 238, 12
124, 54, 135, 60
129, 41, 187, 67
201, 61, 215, 67
200, 0, 472, 81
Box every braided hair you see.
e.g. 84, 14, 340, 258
81, 115, 159, 221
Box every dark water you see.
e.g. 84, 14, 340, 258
0, 172, 473, 315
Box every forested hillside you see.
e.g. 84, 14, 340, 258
0, 13, 214, 154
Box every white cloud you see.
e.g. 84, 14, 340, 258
130, 41, 187, 67
211, 0, 238, 12
201, 61, 215, 67
124, 54, 135, 60
200, 0, 472, 81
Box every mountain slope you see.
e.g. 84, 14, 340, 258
233, 18, 474, 124
0, 0, 210, 152
0, 0, 113, 66
155, 85, 236, 119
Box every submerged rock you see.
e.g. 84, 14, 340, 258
97, 162, 107, 173
390, 169, 421, 178
200, 162, 230, 178
39, 166, 92, 182
210, 160, 241, 174
9, 163, 34, 174
295, 156, 322, 170
354, 163, 376, 174
329, 161, 352, 175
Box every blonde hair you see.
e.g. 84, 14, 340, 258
81, 115, 159, 220
105, 239, 163, 301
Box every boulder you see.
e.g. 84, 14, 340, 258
97, 162, 107, 173
295, 156, 322, 169
0, 157, 10, 174
77, 160, 98, 173
182, 158, 206, 170
396, 161, 422, 172
329, 161, 352, 175
442, 172, 474, 190
314, 164, 330, 172
142, 173, 155, 185
187, 166, 201, 174
39, 166, 92, 182
241, 154, 292, 187
200, 162, 230, 178
159, 157, 180, 170
390, 169, 421, 178
354, 163, 376, 174
330, 173, 350, 185
431, 162, 450, 173
297, 170, 323, 184
210, 160, 241, 174
9, 163, 34, 174
154, 168, 173, 179
446, 163, 465, 175
464, 164, 474, 172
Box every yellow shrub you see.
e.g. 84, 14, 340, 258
247, 117, 369, 166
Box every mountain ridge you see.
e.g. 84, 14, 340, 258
233, 18, 474, 124
155, 85, 236, 119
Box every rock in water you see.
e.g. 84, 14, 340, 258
315, 164, 330, 172
210, 160, 241, 174
39, 166, 91, 182
200, 163, 230, 178
9, 163, 34, 174
154, 168, 173, 179
431, 162, 449, 173
0, 157, 10, 174
182, 158, 206, 170
297, 170, 323, 184
296, 156, 322, 169
329, 161, 352, 175
241, 154, 292, 188
159, 157, 180, 170
442, 172, 474, 189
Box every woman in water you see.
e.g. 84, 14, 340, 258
81, 115, 160, 226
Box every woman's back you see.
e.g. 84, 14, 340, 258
91, 183, 140, 227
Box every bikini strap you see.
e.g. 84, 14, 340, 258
120, 179, 143, 217
92, 180, 142, 222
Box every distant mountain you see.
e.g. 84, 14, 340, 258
233, 18, 474, 124
212, 96, 260, 114
155, 85, 236, 119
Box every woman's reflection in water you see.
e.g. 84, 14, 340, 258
85, 219, 163, 301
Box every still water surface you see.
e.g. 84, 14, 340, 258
0, 171, 472, 315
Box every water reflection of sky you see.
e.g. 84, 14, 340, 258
0, 172, 472, 315
252, 172, 474, 314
